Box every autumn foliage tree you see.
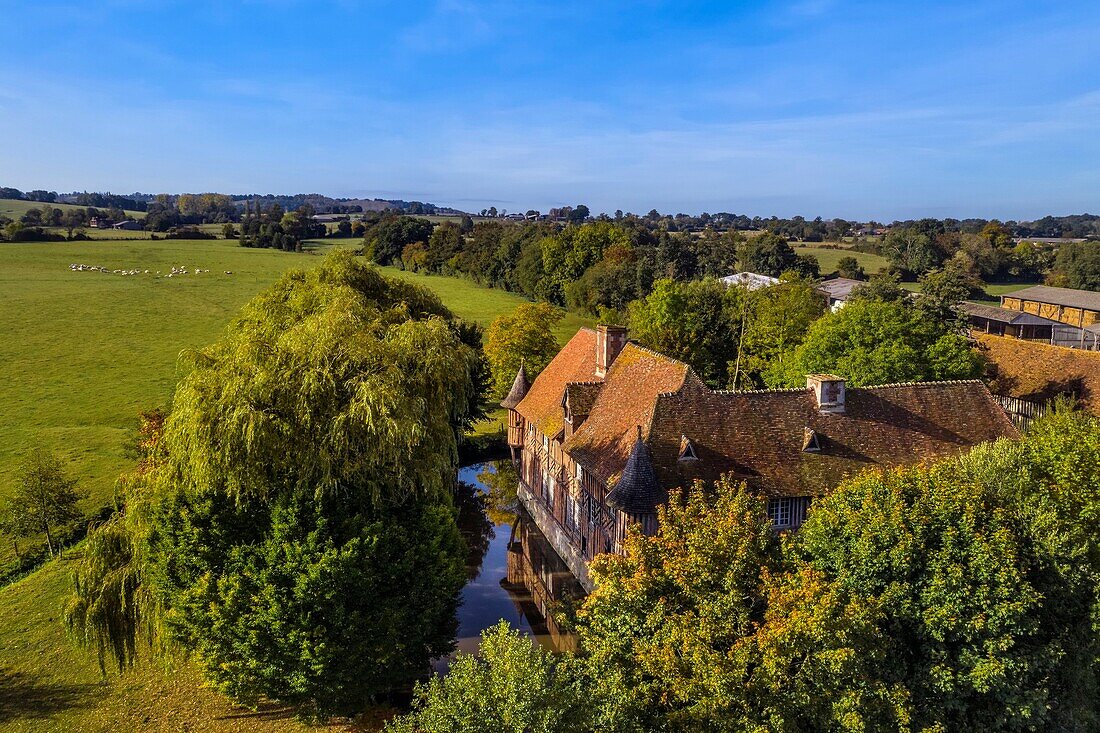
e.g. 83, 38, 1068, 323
484, 302, 562, 398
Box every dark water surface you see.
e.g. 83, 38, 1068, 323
433, 462, 581, 671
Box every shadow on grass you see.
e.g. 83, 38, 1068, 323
217, 702, 299, 721
0, 668, 100, 723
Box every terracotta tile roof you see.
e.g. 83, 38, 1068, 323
525, 327, 1018, 502
515, 328, 600, 437
563, 343, 689, 484
646, 377, 1019, 497
500, 363, 531, 409
977, 333, 1100, 415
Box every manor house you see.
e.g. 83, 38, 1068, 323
503, 326, 1019, 590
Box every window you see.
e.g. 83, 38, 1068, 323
575, 463, 584, 482
767, 498, 793, 528
768, 497, 812, 529
586, 494, 601, 526
542, 434, 549, 451
567, 495, 579, 531
545, 472, 555, 506
678, 435, 698, 461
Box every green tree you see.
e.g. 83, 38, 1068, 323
883, 227, 939, 277
628, 278, 740, 387
1051, 241, 1100, 291
425, 221, 464, 273
797, 420, 1100, 731
565, 242, 639, 315
66, 253, 482, 715
2, 450, 84, 557
540, 222, 630, 304
484, 303, 562, 397
737, 231, 818, 278
835, 255, 865, 280
384, 622, 594, 733
785, 298, 982, 386
735, 277, 827, 389
363, 215, 434, 265
917, 256, 986, 322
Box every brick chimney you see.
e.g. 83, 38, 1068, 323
806, 374, 846, 414
595, 325, 628, 378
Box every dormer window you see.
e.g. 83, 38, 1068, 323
678, 435, 698, 461
802, 427, 821, 453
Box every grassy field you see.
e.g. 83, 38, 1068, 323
0, 239, 319, 570
900, 279, 1034, 304
793, 244, 888, 275
0, 238, 591, 569
0, 198, 145, 221
0, 236, 597, 731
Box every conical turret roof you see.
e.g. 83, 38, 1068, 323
606, 428, 662, 515
500, 363, 531, 409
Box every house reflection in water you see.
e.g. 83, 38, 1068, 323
501, 506, 584, 653
439, 462, 582, 671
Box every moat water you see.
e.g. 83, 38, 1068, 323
433, 461, 583, 671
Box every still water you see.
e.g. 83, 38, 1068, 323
433, 461, 583, 671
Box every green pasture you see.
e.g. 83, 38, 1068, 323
0, 553, 333, 732
793, 244, 888, 275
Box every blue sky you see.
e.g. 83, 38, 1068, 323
1, 0, 1099, 219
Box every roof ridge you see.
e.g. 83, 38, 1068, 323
860, 379, 986, 389
622, 340, 690, 367
712, 387, 810, 395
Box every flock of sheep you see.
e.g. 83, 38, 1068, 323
69, 263, 233, 277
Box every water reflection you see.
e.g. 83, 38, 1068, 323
436, 461, 584, 671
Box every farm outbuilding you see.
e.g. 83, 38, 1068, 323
816, 277, 864, 311
963, 301, 1100, 350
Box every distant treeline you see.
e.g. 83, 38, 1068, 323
360, 215, 1100, 317
6, 183, 1100, 237
0, 186, 459, 218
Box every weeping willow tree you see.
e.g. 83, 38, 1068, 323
67, 251, 487, 715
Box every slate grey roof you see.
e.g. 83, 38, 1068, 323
961, 302, 1061, 326
500, 363, 531, 409
606, 432, 663, 515
817, 277, 865, 302
1004, 285, 1100, 312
